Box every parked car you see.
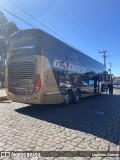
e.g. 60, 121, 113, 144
113, 84, 120, 89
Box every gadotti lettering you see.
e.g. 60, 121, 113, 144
53, 59, 86, 73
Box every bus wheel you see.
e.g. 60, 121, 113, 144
73, 90, 80, 104
64, 91, 71, 105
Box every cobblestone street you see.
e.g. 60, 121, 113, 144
0, 89, 120, 160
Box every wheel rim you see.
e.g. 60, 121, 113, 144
64, 94, 70, 104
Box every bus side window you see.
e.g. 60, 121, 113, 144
89, 80, 94, 86
53, 70, 66, 87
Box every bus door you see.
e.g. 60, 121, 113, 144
89, 80, 95, 94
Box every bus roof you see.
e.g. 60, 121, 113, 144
9, 28, 104, 67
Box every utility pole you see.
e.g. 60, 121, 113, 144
108, 63, 112, 82
99, 50, 107, 70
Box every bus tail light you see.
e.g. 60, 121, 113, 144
33, 74, 41, 93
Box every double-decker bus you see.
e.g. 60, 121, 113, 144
6, 29, 105, 105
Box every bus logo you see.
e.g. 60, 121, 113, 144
53, 59, 86, 73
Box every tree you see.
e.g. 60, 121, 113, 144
0, 10, 18, 37
0, 10, 19, 86
0, 38, 7, 56
0, 10, 18, 55
0, 11, 7, 26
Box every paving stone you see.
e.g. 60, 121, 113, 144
0, 142, 5, 147
0, 89, 120, 160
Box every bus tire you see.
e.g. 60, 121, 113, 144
73, 90, 81, 104
64, 91, 72, 105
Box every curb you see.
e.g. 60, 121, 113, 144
0, 96, 8, 101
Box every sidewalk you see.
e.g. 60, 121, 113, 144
0, 88, 7, 101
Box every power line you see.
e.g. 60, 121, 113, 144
65, 0, 105, 50
14, 0, 100, 52
9, 0, 55, 31
9, 0, 76, 39
107, 62, 112, 69
56, 1, 100, 51
0, 1, 105, 57
0, 6, 35, 28
108, 55, 120, 56
7, 0, 87, 51
0, 3, 82, 52
39, 0, 99, 51
107, 54, 120, 65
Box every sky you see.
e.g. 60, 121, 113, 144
0, 0, 120, 76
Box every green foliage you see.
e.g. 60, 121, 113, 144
0, 10, 7, 25
0, 10, 18, 54
0, 10, 18, 38
0, 38, 7, 56
0, 10, 19, 85
5, 22, 18, 38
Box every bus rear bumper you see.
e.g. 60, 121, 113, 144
7, 93, 42, 104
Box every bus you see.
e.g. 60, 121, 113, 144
6, 29, 105, 105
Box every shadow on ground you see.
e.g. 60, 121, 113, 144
15, 94, 120, 145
